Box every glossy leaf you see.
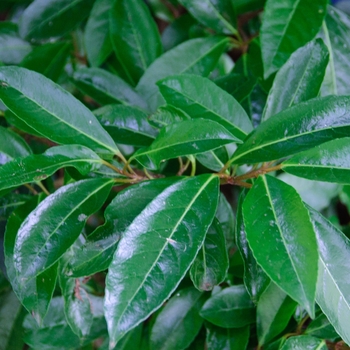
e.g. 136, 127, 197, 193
96, 105, 157, 147
196, 147, 228, 173
20, 41, 70, 82
4, 109, 42, 137
67, 178, 182, 278
0, 126, 31, 165
280, 335, 327, 350
0, 66, 120, 156
230, 96, 350, 165
19, 0, 95, 41
282, 137, 350, 184
132, 119, 239, 170
320, 6, 350, 96
215, 193, 235, 249
4, 194, 58, 325
13, 178, 113, 285
150, 287, 205, 350
0, 193, 31, 220
236, 189, 269, 303
72, 67, 147, 110
0, 290, 26, 350
307, 205, 350, 345
110, 0, 162, 85
0, 145, 105, 192
190, 218, 228, 291
59, 248, 93, 338
262, 39, 329, 121
0, 22, 31, 65
260, 0, 327, 78
257, 282, 297, 346
85, 0, 113, 67
22, 296, 107, 349
200, 285, 255, 328
178, 0, 237, 35
305, 313, 339, 341
104, 174, 219, 346
206, 324, 249, 350
148, 105, 190, 129
242, 175, 318, 316
158, 74, 253, 140
136, 36, 229, 111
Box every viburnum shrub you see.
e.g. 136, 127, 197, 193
1, 0, 350, 349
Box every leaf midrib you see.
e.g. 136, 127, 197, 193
114, 175, 216, 334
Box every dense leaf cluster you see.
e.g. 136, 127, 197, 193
0, 0, 350, 349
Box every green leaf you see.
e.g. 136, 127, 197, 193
13, 178, 113, 285
0, 22, 31, 65
242, 175, 318, 316
20, 41, 71, 82
148, 105, 190, 129
132, 119, 239, 170
282, 137, 350, 184
200, 285, 255, 328
0, 67, 120, 156
59, 248, 94, 338
0, 290, 26, 350
196, 147, 228, 173
280, 335, 327, 350
257, 282, 297, 346
307, 205, 350, 345
0, 126, 31, 165
110, 0, 163, 85
262, 39, 329, 121
22, 296, 107, 349
305, 313, 339, 341
67, 177, 182, 278
260, 0, 328, 78
150, 287, 206, 350
177, 0, 237, 35
136, 36, 230, 112
96, 105, 158, 147
190, 218, 228, 291
84, 0, 113, 67
230, 96, 350, 165
4, 194, 58, 325
104, 174, 219, 346
0, 145, 105, 192
19, 0, 95, 41
205, 324, 250, 350
158, 74, 253, 141
0, 192, 31, 220
4, 110, 42, 137
72, 67, 147, 110
320, 6, 350, 96
236, 189, 269, 303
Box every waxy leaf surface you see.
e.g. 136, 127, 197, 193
231, 96, 350, 164
150, 287, 205, 350
158, 74, 253, 141
260, 0, 327, 78
307, 205, 350, 345
0, 67, 119, 156
110, 0, 162, 85
280, 335, 327, 350
282, 137, 350, 184
68, 178, 182, 278
85, 0, 113, 67
72, 67, 147, 110
104, 174, 219, 346
262, 39, 329, 121
200, 285, 255, 328
257, 282, 297, 346
0, 145, 104, 192
13, 178, 113, 286
305, 313, 339, 341
190, 218, 228, 291
19, 0, 95, 41
0, 126, 31, 165
242, 175, 318, 316
132, 119, 239, 170
136, 36, 229, 111
178, 0, 237, 35
96, 105, 157, 147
